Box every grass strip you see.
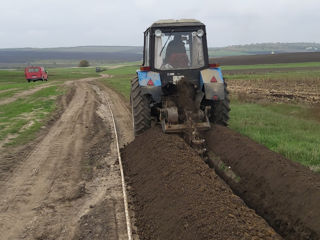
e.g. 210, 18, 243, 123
229, 100, 320, 171
100, 65, 139, 100
0, 86, 62, 146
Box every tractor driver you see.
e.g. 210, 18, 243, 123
165, 34, 189, 68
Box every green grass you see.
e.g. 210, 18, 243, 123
218, 62, 320, 84
224, 63, 320, 171
0, 67, 99, 101
0, 70, 25, 84
0, 67, 100, 147
0, 70, 40, 92
0, 89, 19, 99
0, 82, 52, 100
47, 67, 100, 81
229, 100, 320, 171
0, 66, 109, 149
100, 65, 139, 99
0, 70, 60, 102
0, 86, 62, 146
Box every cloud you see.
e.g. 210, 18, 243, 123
0, 0, 319, 48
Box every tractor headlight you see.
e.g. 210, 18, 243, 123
197, 29, 204, 37
155, 29, 162, 37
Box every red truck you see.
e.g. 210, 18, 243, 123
24, 66, 48, 82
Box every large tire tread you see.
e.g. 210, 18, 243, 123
210, 82, 230, 126
131, 77, 151, 136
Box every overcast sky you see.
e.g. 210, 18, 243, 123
1, 0, 319, 48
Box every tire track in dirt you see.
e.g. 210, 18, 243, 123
0, 88, 18, 94
0, 79, 129, 240
95, 81, 134, 148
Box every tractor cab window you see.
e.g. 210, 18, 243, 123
154, 30, 204, 70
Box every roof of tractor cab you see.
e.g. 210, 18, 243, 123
151, 19, 205, 28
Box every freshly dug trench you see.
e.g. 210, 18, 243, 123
122, 127, 282, 240
205, 125, 320, 240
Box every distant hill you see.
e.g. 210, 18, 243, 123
0, 46, 143, 68
209, 42, 320, 57
5, 46, 143, 53
0, 43, 320, 68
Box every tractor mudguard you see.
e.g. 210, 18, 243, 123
137, 70, 162, 103
200, 68, 225, 100
141, 86, 162, 103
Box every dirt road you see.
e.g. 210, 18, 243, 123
0, 78, 133, 239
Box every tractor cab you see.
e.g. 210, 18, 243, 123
143, 19, 208, 70
142, 19, 209, 89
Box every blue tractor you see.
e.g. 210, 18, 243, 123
131, 19, 230, 141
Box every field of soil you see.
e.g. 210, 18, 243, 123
206, 125, 320, 240
121, 125, 320, 240
209, 52, 320, 104
211, 52, 320, 65
226, 77, 320, 104
122, 127, 281, 240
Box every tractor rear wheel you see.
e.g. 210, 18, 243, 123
131, 77, 151, 136
210, 82, 230, 126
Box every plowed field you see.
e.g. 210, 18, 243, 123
122, 127, 282, 240
212, 52, 320, 65
226, 77, 320, 104
206, 125, 320, 240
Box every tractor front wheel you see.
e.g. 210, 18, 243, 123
131, 77, 151, 136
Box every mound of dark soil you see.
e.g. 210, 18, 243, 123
205, 125, 320, 240
122, 127, 281, 240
